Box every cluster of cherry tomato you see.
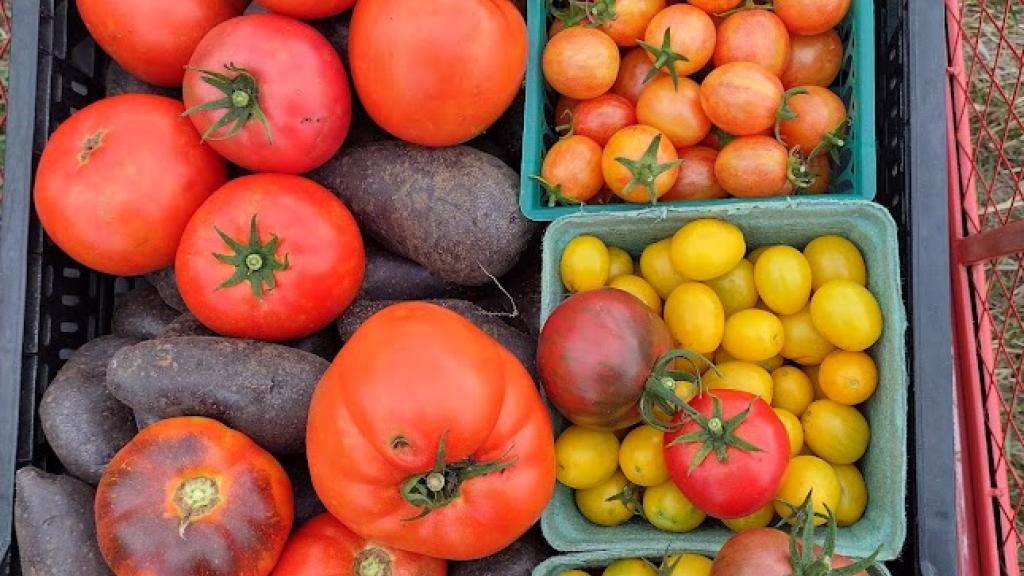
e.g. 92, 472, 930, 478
536, 0, 852, 205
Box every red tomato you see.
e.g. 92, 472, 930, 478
602, 125, 681, 203
804, 154, 832, 194
781, 30, 844, 88
34, 95, 226, 276
775, 0, 851, 36
710, 528, 868, 576
573, 94, 638, 146
687, 0, 742, 13
307, 303, 554, 560
351, 0, 526, 146
184, 14, 351, 173
700, 62, 784, 135
538, 289, 674, 430
95, 417, 293, 575
778, 86, 848, 155
713, 10, 791, 77
636, 76, 712, 148
257, 0, 355, 19
613, 47, 661, 104
663, 145, 727, 201
175, 174, 364, 341
554, 95, 581, 130
663, 389, 790, 518
715, 136, 794, 197
271, 514, 447, 576
643, 5, 716, 80
539, 135, 605, 204
544, 27, 621, 99
78, 0, 245, 86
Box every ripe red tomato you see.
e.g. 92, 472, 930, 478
781, 30, 844, 88
663, 389, 790, 518
544, 27, 621, 99
700, 62, 784, 135
715, 136, 794, 197
713, 10, 791, 77
271, 513, 447, 576
351, 0, 526, 146
599, 0, 667, 46
778, 86, 848, 155
602, 125, 681, 203
613, 47, 661, 104
774, 0, 851, 36
636, 76, 712, 148
662, 145, 727, 201
184, 14, 351, 173
95, 417, 293, 575
710, 527, 868, 576
175, 174, 365, 341
257, 0, 355, 20
573, 93, 638, 146
643, 5, 716, 80
34, 95, 226, 276
538, 289, 674, 430
307, 303, 554, 560
539, 135, 605, 204
78, 0, 245, 86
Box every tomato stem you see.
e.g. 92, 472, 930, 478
639, 349, 712, 431
779, 493, 881, 575
173, 476, 221, 538
212, 214, 290, 300
531, 175, 584, 207
637, 28, 689, 91
666, 394, 763, 474
182, 63, 273, 143
353, 548, 391, 576
807, 119, 851, 164
786, 148, 817, 193
716, 0, 774, 17
774, 87, 809, 143
614, 133, 682, 205
548, 0, 616, 28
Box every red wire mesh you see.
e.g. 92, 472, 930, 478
0, 0, 10, 197
946, 0, 1024, 574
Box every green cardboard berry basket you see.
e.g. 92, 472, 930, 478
532, 551, 892, 576
538, 201, 907, 561
519, 0, 877, 221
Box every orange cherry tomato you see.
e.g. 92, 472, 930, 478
715, 136, 793, 197
781, 30, 844, 89
613, 47, 662, 104
642, 5, 716, 79
778, 86, 848, 155
700, 62, 784, 136
687, 0, 743, 13
599, 0, 667, 46
713, 10, 791, 77
602, 125, 680, 203
636, 76, 712, 148
775, 0, 851, 36
574, 93, 638, 146
543, 27, 621, 99
540, 135, 605, 203
663, 145, 727, 201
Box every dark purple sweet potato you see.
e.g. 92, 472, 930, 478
281, 455, 326, 526
160, 313, 340, 360
111, 285, 180, 340
143, 266, 186, 312
104, 60, 179, 99
360, 240, 465, 301
448, 525, 552, 576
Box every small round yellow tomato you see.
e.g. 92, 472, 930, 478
771, 365, 815, 416
721, 502, 775, 532
810, 280, 883, 351
803, 365, 828, 399
774, 455, 841, 526
833, 463, 868, 526
669, 219, 746, 281
779, 307, 836, 365
663, 282, 724, 355
747, 245, 773, 265
663, 554, 713, 576
819, 350, 878, 405
561, 571, 591, 576
773, 407, 803, 456
562, 235, 611, 293
576, 471, 639, 526
722, 309, 784, 362
704, 259, 758, 316
555, 425, 621, 489
642, 480, 706, 532
640, 239, 688, 299
715, 347, 783, 371
803, 235, 867, 290
703, 361, 773, 403
619, 425, 669, 487
603, 559, 657, 576
609, 274, 663, 315
801, 399, 870, 464
608, 246, 636, 280
754, 245, 813, 315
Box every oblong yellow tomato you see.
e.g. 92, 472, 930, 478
773, 407, 803, 456
703, 361, 773, 403
555, 425, 621, 489
609, 274, 663, 315
562, 571, 591, 576
754, 245, 813, 315
608, 246, 636, 279
704, 258, 758, 316
803, 235, 867, 290
810, 280, 883, 351
721, 502, 775, 533
774, 455, 841, 526
771, 365, 814, 416
642, 480, 706, 532
721, 309, 784, 362
803, 365, 828, 400
669, 219, 746, 281
640, 239, 688, 299
779, 306, 836, 365
561, 235, 610, 293
833, 463, 868, 526
619, 425, 669, 487
801, 399, 870, 464
818, 350, 878, 405
663, 282, 724, 355
576, 471, 638, 526
714, 347, 783, 371
603, 559, 658, 576
663, 554, 713, 576
747, 245, 773, 264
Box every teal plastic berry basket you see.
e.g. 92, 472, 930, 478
519, 0, 877, 221
538, 201, 907, 561
533, 551, 892, 576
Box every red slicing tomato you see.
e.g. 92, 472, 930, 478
306, 302, 555, 560
573, 93, 638, 146
781, 30, 844, 89
175, 174, 365, 341
663, 389, 790, 518
662, 145, 727, 201
713, 10, 791, 77
700, 62, 784, 136
257, 0, 355, 20
34, 94, 227, 276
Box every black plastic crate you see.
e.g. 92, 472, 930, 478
0, 0, 955, 574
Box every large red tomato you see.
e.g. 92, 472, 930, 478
175, 174, 364, 341
663, 389, 790, 518
183, 14, 351, 173
271, 514, 447, 576
78, 0, 245, 86
34, 95, 226, 276
257, 0, 355, 19
306, 303, 555, 560
713, 10, 791, 77
350, 0, 526, 146
711, 528, 870, 576
95, 417, 293, 575
700, 62, 784, 136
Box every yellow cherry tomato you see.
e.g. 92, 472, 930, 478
747, 245, 773, 264
703, 361, 774, 403
662, 554, 713, 576
833, 463, 868, 526
603, 559, 657, 576
610, 274, 663, 315
608, 246, 636, 280
801, 399, 870, 464
773, 407, 803, 456
562, 235, 611, 293
754, 245, 813, 315
641, 239, 688, 299
619, 425, 669, 487
721, 502, 775, 533
555, 425, 621, 489
818, 350, 878, 405
771, 365, 815, 416
663, 282, 724, 355
704, 259, 758, 316
779, 306, 836, 365
722, 309, 784, 362
642, 480, 706, 532
803, 235, 867, 290
561, 571, 591, 576
576, 471, 639, 526
774, 455, 841, 526
714, 347, 783, 371
809, 280, 883, 351
669, 219, 746, 281
803, 365, 828, 399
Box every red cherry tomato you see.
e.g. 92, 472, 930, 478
613, 47, 662, 104
713, 10, 791, 77
781, 30, 844, 89
778, 86, 848, 154
663, 145, 727, 201
715, 136, 794, 197
643, 5, 716, 79
544, 27, 621, 99
700, 62, 784, 136
774, 0, 851, 36
540, 135, 606, 204
803, 153, 832, 194
636, 76, 712, 148
573, 93, 638, 146
599, 0, 667, 46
